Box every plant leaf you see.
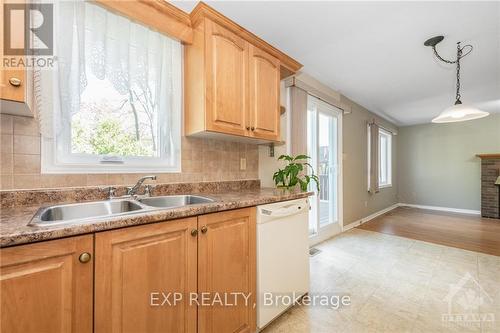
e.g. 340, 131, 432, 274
293, 154, 310, 161
278, 155, 293, 162
304, 162, 314, 170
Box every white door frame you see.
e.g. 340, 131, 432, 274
307, 97, 343, 246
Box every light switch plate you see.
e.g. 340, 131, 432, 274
240, 158, 246, 170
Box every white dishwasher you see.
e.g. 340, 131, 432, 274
256, 198, 310, 330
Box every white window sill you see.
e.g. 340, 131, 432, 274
379, 184, 393, 189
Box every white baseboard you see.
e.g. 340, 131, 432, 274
342, 204, 399, 231
341, 202, 481, 233
397, 203, 480, 215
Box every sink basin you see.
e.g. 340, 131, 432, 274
29, 195, 215, 226
31, 199, 145, 225
138, 195, 214, 208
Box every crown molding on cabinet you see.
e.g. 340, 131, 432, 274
476, 154, 500, 159
190, 2, 302, 78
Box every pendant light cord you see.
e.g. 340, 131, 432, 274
456, 43, 462, 103
431, 42, 473, 104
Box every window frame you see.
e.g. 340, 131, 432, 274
378, 128, 392, 188
41, 105, 182, 172
40, 7, 183, 175
41, 91, 182, 174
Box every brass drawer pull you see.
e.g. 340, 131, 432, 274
191, 229, 198, 237
79, 252, 91, 263
201, 226, 208, 234
9, 77, 22, 87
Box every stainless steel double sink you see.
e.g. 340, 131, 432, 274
30, 195, 214, 226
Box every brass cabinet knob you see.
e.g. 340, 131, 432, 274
251, 127, 255, 131
79, 252, 91, 263
9, 77, 22, 87
191, 229, 198, 237
246, 126, 250, 130
201, 226, 208, 234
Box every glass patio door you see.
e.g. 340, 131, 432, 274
307, 95, 342, 244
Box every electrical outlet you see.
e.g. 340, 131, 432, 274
240, 158, 247, 170
364, 201, 368, 207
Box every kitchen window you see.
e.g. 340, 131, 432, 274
378, 128, 392, 187
40, 2, 181, 173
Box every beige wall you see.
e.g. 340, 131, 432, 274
397, 113, 500, 211
259, 74, 399, 227
0, 114, 258, 190
340, 96, 399, 226
259, 81, 288, 188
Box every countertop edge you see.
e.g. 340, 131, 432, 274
1, 191, 312, 248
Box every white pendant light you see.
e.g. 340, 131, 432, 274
432, 101, 489, 123
424, 35, 490, 123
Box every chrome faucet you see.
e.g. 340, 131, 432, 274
127, 175, 157, 197
104, 186, 117, 200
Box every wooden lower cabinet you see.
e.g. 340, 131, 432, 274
0, 208, 257, 333
198, 207, 256, 333
0, 235, 93, 333
94, 217, 198, 333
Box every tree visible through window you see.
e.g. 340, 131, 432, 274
71, 71, 158, 157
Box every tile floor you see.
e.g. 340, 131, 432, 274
262, 228, 500, 333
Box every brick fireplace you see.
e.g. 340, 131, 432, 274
478, 154, 500, 219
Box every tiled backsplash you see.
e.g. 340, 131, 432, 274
0, 114, 259, 190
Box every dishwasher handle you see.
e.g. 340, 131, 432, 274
260, 203, 307, 218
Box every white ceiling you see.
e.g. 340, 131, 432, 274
173, 1, 500, 126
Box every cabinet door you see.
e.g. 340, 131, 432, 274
249, 45, 280, 141
205, 20, 249, 137
0, 68, 25, 102
198, 208, 256, 333
0, 2, 25, 103
0, 235, 93, 333
95, 218, 198, 333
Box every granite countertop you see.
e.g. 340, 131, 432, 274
0, 188, 312, 248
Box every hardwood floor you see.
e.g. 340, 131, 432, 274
357, 206, 500, 256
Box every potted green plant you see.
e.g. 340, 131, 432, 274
272, 154, 319, 192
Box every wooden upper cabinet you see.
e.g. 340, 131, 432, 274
0, 68, 25, 103
197, 207, 256, 333
0, 235, 93, 333
185, 2, 301, 142
185, 18, 278, 141
249, 45, 280, 141
94, 217, 198, 333
0, 1, 32, 116
205, 21, 248, 137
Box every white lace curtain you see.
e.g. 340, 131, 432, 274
34, 0, 181, 143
